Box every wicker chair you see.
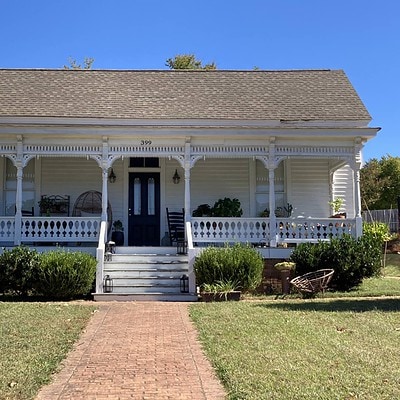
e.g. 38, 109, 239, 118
290, 269, 334, 295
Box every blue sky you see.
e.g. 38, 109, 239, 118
1, 0, 399, 161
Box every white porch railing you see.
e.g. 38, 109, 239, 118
191, 217, 356, 245
0, 217, 15, 241
0, 217, 102, 243
95, 221, 108, 294
276, 218, 356, 242
191, 218, 271, 243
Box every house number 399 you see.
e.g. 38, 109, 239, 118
140, 140, 152, 145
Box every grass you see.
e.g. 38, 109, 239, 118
189, 256, 400, 400
0, 302, 95, 400
190, 299, 400, 400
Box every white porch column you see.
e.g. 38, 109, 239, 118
184, 138, 191, 224
101, 137, 109, 222
353, 138, 363, 237
268, 166, 277, 247
14, 163, 23, 245
268, 138, 277, 247
14, 136, 23, 245
184, 166, 191, 224
101, 167, 108, 221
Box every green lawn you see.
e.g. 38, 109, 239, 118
190, 258, 400, 400
0, 302, 95, 400
190, 298, 400, 400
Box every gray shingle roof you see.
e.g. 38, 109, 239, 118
0, 69, 371, 121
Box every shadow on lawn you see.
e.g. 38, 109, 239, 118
255, 297, 400, 313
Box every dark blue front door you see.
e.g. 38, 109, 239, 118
128, 172, 160, 246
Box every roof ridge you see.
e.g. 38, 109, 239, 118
0, 68, 336, 73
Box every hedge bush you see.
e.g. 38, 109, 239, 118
290, 233, 382, 291
0, 246, 40, 296
194, 243, 264, 291
34, 250, 97, 299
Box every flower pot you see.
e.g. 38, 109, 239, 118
111, 231, 124, 246
280, 269, 291, 294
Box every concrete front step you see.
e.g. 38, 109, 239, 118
108, 254, 189, 263
110, 278, 182, 286
105, 262, 188, 270
101, 247, 191, 299
94, 292, 198, 302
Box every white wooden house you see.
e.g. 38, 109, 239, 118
0, 69, 379, 300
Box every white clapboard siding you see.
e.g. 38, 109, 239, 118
289, 159, 330, 218
190, 159, 250, 216
41, 158, 124, 220
41, 158, 101, 209
333, 165, 355, 218
164, 159, 185, 211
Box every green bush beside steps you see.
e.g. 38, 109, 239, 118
0, 246, 96, 299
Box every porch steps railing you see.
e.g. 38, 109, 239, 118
93, 247, 197, 302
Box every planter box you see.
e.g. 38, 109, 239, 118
200, 291, 241, 302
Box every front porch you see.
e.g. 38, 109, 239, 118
0, 215, 359, 248
0, 214, 360, 299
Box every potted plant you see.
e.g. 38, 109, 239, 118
328, 198, 346, 218
111, 220, 124, 246
38, 196, 55, 216
274, 261, 296, 295
211, 197, 243, 217
192, 203, 212, 217
200, 280, 241, 302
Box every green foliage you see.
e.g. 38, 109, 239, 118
202, 280, 239, 293
194, 243, 263, 292
274, 261, 296, 271
0, 246, 40, 296
165, 54, 217, 70
211, 197, 243, 217
328, 197, 344, 214
34, 250, 97, 299
361, 155, 400, 210
63, 56, 94, 70
290, 234, 382, 291
192, 203, 212, 217
193, 198, 243, 217
362, 221, 393, 244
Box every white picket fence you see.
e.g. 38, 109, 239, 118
362, 209, 399, 232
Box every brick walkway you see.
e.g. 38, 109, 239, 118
36, 302, 226, 400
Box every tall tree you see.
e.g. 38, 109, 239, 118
165, 54, 216, 70
361, 155, 400, 210
63, 57, 94, 70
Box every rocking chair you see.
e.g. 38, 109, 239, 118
166, 208, 185, 245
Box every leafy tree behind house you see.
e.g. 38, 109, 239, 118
165, 54, 217, 70
63, 57, 94, 70
360, 155, 400, 210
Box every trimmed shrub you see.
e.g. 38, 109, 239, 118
0, 246, 40, 296
35, 250, 97, 299
194, 243, 263, 291
290, 234, 382, 291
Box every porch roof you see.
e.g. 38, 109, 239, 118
0, 69, 371, 123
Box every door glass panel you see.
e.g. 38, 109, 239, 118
148, 178, 155, 215
134, 178, 141, 215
